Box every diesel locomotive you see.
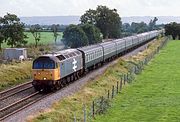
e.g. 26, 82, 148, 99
32, 29, 164, 91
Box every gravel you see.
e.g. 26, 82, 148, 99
3, 40, 154, 122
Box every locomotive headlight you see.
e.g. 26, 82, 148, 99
43, 77, 47, 80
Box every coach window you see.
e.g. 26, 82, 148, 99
88, 54, 90, 61
86, 54, 87, 62
90, 53, 92, 60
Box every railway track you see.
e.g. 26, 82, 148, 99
0, 81, 32, 101
0, 91, 47, 121
0, 81, 40, 121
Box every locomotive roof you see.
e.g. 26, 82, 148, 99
34, 55, 59, 62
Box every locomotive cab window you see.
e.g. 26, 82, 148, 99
33, 57, 56, 69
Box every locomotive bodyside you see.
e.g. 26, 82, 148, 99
56, 49, 83, 78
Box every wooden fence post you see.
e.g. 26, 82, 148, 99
116, 81, 119, 94
92, 101, 95, 118
126, 73, 129, 83
83, 104, 86, 122
112, 86, 114, 98
101, 96, 103, 113
124, 74, 126, 85
74, 112, 76, 122
107, 90, 110, 99
120, 77, 122, 91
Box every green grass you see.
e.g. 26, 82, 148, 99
25, 32, 63, 45
2, 32, 63, 48
0, 61, 32, 91
94, 40, 180, 122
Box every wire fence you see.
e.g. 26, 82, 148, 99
74, 37, 169, 122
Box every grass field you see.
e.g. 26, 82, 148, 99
0, 61, 32, 91
29, 38, 165, 122
94, 40, 180, 122
2, 32, 63, 48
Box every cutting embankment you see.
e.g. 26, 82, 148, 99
28, 37, 170, 122
94, 40, 180, 122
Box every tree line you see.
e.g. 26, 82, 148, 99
165, 22, 180, 40
122, 17, 161, 36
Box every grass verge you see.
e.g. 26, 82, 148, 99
29, 37, 165, 122
0, 61, 32, 91
94, 40, 180, 122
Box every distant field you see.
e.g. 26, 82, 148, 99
2, 32, 63, 48
94, 40, 180, 122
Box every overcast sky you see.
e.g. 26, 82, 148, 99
0, 0, 180, 17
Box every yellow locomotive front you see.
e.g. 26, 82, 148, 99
32, 56, 60, 91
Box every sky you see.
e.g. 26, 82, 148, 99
0, 0, 180, 17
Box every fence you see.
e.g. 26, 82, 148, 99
74, 37, 169, 122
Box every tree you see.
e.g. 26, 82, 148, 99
0, 17, 5, 50
62, 24, 88, 48
81, 9, 97, 25
80, 23, 102, 45
80, 5, 122, 39
30, 24, 41, 47
2, 13, 27, 47
149, 17, 158, 31
51, 24, 59, 44
165, 22, 180, 40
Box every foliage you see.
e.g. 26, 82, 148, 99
80, 23, 102, 45
25, 24, 68, 32
51, 24, 59, 44
62, 24, 88, 48
132, 22, 149, 33
122, 17, 161, 36
1, 13, 27, 48
165, 22, 180, 40
0, 17, 5, 50
30, 24, 41, 47
149, 17, 158, 31
81, 5, 122, 39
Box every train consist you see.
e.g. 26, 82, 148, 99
32, 30, 164, 91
